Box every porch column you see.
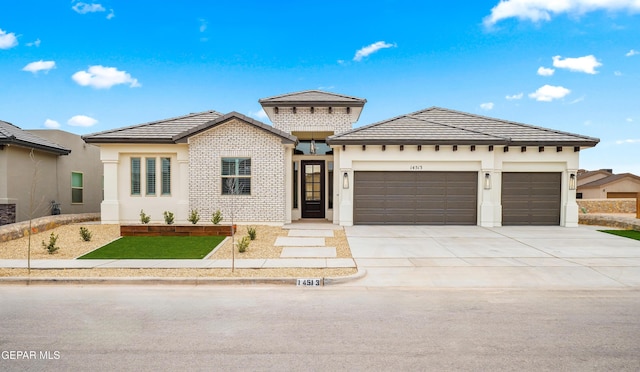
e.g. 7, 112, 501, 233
176, 152, 189, 223
284, 146, 293, 224
563, 169, 579, 227
101, 159, 120, 224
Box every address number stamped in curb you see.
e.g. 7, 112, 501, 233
297, 278, 322, 286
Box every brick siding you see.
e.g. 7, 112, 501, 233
188, 119, 287, 223
0, 204, 16, 226
271, 107, 353, 135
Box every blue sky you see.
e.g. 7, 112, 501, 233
1, 0, 639, 173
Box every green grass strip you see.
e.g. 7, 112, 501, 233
599, 230, 640, 241
78, 236, 225, 259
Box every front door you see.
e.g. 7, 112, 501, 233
301, 160, 325, 218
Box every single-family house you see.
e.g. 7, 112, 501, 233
577, 170, 640, 199
83, 90, 599, 227
1, 121, 103, 225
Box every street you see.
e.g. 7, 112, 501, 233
1, 286, 639, 371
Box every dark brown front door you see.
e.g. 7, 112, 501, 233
301, 160, 325, 218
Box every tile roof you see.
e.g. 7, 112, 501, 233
0, 120, 71, 155
83, 110, 223, 143
259, 90, 366, 106
327, 107, 600, 147
579, 173, 640, 188
83, 110, 296, 145
173, 112, 297, 144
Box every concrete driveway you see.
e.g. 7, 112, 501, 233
343, 225, 640, 288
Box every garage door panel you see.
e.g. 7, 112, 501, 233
502, 172, 560, 226
354, 171, 478, 225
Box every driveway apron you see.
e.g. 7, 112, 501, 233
343, 225, 640, 288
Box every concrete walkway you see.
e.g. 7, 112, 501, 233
341, 225, 640, 288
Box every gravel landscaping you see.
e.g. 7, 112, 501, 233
0, 223, 357, 278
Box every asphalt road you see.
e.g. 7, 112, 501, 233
1, 286, 639, 371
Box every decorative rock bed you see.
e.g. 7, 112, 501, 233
0, 213, 100, 243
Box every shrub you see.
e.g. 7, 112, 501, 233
211, 209, 223, 225
163, 211, 175, 225
188, 209, 200, 224
247, 226, 257, 240
140, 210, 151, 224
42, 232, 60, 254
79, 227, 92, 242
237, 236, 250, 253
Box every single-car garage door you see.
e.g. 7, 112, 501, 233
354, 171, 478, 225
502, 172, 561, 225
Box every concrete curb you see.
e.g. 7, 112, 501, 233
0, 269, 366, 286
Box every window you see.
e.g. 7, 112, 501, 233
161, 157, 171, 195
131, 158, 141, 195
146, 158, 156, 195
71, 172, 83, 203
222, 158, 251, 195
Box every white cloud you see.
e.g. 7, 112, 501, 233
626, 49, 639, 57
528, 84, 571, 101
72, 65, 141, 89
484, 0, 640, 26
568, 96, 585, 104
107, 9, 115, 19
72, 2, 106, 14
0, 28, 18, 49
615, 139, 640, 145
480, 102, 494, 110
22, 60, 56, 74
505, 93, 523, 100
614, 71, 623, 76
199, 19, 207, 32
552, 55, 602, 74
248, 109, 269, 121
26, 39, 41, 47
537, 66, 555, 76
353, 41, 396, 62
68, 115, 98, 127
626, 118, 633, 122
44, 119, 60, 129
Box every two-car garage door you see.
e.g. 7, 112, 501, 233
354, 171, 478, 225
353, 171, 561, 226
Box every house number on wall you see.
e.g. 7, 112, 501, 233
410, 165, 423, 170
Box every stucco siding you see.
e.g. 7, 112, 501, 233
188, 119, 288, 223
5, 147, 59, 222
335, 145, 580, 227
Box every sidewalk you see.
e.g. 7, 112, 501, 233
0, 258, 356, 269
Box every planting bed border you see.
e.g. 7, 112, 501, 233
121, 225, 236, 237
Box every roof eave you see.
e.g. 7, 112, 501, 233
82, 137, 176, 145
0, 138, 71, 155
259, 101, 365, 107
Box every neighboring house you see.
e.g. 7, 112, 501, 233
0, 121, 102, 226
577, 171, 640, 199
83, 90, 599, 227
